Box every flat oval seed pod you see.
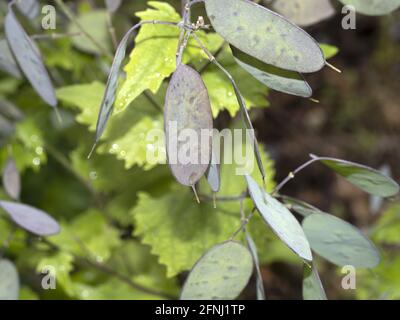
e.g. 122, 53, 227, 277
273, 0, 335, 27
206, 148, 220, 193
165, 64, 213, 186
2, 157, 21, 201
231, 46, 312, 98
245, 231, 266, 300
180, 241, 253, 300
16, 0, 39, 19
105, 0, 122, 13
0, 259, 19, 300
4, 9, 57, 107
303, 264, 327, 300
0, 39, 21, 78
281, 195, 324, 217
339, 0, 400, 16
303, 213, 380, 268
319, 157, 399, 197
204, 0, 325, 73
93, 23, 142, 151
245, 175, 312, 261
0, 201, 60, 236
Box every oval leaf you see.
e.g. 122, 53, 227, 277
231, 46, 312, 98
339, 0, 400, 16
0, 259, 19, 300
180, 241, 253, 300
319, 157, 399, 197
164, 64, 213, 186
303, 264, 327, 300
245, 175, 312, 261
204, 0, 325, 73
0, 201, 60, 236
0, 39, 21, 78
4, 8, 57, 107
2, 157, 21, 200
303, 213, 380, 268
273, 0, 335, 27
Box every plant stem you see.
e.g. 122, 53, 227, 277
230, 207, 256, 240
30, 32, 82, 40
54, 0, 113, 60
273, 156, 321, 194
106, 10, 118, 50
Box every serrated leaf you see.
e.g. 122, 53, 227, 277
2, 157, 21, 200
273, 0, 335, 27
68, 10, 112, 54
303, 264, 327, 300
180, 241, 253, 300
0, 39, 21, 78
245, 175, 312, 261
339, 0, 400, 16
114, 1, 180, 113
319, 157, 399, 197
164, 64, 213, 186
4, 8, 57, 106
204, 0, 325, 73
303, 213, 380, 268
0, 201, 60, 236
231, 45, 312, 98
50, 209, 121, 263
0, 259, 19, 300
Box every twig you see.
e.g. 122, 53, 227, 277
0, 227, 16, 259
106, 10, 118, 50
199, 192, 248, 203
54, 0, 113, 59
230, 207, 256, 240
273, 156, 321, 194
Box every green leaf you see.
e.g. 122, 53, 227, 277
50, 209, 121, 263
114, 1, 180, 113
372, 202, 400, 245
303, 264, 327, 300
245, 175, 312, 261
180, 241, 253, 300
68, 10, 112, 54
302, 213, 380, 268
273, 0, 335, 27
339, 0, 400, 16
0, 259, 19, 300
132, 133, 276, 277
231, 46, 312, 98
36, 252, 75, 296
164, 64, 212, 186
319, 157, 399, 197
204, 0, 325, 73
320, 43, 339, 60
57, 82, 164, 170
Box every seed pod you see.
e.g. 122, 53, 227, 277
204, 0, 325, 73
164, 64, 213, 186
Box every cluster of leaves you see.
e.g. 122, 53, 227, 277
0, 0, 399, 301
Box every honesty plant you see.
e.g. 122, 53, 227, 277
0, 0, 399, 300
